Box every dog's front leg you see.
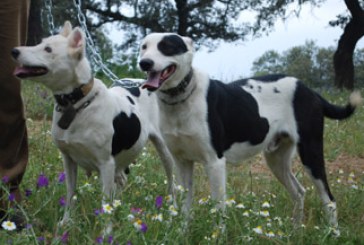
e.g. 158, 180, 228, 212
99, 158, 116, 234
204, 157, 227, 211
175, 159, 194, 217
59, 154, 78, 227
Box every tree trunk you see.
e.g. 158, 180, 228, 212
27, 0, 43, 46
334, 0, 364, 90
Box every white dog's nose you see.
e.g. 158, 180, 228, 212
139, 59, 154, 71
11, 48, 20, 59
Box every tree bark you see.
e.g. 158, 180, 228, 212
27, 0, 43, 46
334, 0, 364, 89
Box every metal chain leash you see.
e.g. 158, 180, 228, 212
43, 0, 142, 88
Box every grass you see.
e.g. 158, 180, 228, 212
0, 81, 363, 244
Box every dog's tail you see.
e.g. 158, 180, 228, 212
320, 91, 362, 120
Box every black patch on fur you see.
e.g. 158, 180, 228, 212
112, 112, 141, 156
206, 79, 270, 158
124, 167, 130, 175
293, 81, 334, 201
127, 96, 135, 105
273, 87, 280, 93
158, 35, 188, 56
126, 87, 141, 97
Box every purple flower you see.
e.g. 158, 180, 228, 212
140, 222, 148, 233
1, 175, 9, 184
58, 172, 66, 183
155, 196, 163, 209
95, 236, 103, 244
61, 231, 69, 243
107, 235, 113, 244
126, 241, 132, 245
37, 237, 45, 242
59, 196, 66, 207
8, 193, 15, 202
130, 207, 142, 214
37, 174, 49, 188
25, 189, 32, 197
94, 208, 104, 216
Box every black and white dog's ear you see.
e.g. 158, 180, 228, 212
182, 36, 194, 51
60, 21, 72, 37
68, 27, 85, 60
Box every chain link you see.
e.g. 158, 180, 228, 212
44, 0, 55, 35
43, 0, 142, 88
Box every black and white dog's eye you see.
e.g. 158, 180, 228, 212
44, 46, 52, 53
141, 44, 147, 50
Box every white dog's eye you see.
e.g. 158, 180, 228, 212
44, 46, 52, 53
141, 44, 147, 50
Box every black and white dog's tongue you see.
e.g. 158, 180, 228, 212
142, 71, 161, 90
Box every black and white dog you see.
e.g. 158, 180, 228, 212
138, 33, 361, 233
11, 22, 175, 230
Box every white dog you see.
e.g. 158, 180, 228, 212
12, 22, 175, 229
138, 32, 362, 234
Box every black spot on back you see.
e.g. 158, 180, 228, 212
207, 80, 270, 158
126, 87, 141, 97
127, 96, 135, 105
158, 35, 188, 56
112, 112, 141, 156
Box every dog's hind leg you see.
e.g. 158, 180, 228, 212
297, 134, 339, 234
150, 134, 176, 205
59, 154, 78, 227
264, 140, 305, 227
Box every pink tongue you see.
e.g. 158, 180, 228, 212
13, 66, 30, 76
142, 72, 161, 89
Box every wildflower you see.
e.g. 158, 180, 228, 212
37, 237, 45, 242
8, 193, 15, 202
242, 211, 250, 217
168, 205, 178, 216
127, 214, 135, 221
107, 235, 113, 244
351, 184, 358, 190
1, 175, 9, 184
127, 241, 132, 245
314, 226, 320, 230
133, 219, 148, 233
1, 220, 17, 231
262, 201, 271, 208
131, 207, 142, 214
37, 174, 49, 188
211, 229, 219, 239
94, 209, 103, 216
236, 203, 245, 209
25, 189, 32, 197
210, 208, 217, 214
95, 236, 103, 244
112, 199, 121, 208
165, 194, 173, 204
198, 197, 210, 205
252, 226, 263, 234
59, 196, 66, 207
58, 172, 66, 183
336, 178, 342, 183
266, 231, 275, 238
61, 231, 69, 243
151, 213, 163, 222
225, 198, 236, 207
103, 203, 114, 214
155, 195, 163, 209
349, 172, 355, 178
338, 169, 344, 174
259, 210, 270, 217
176, 185, 186, 192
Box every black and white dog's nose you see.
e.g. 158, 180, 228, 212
11, 48, 20, 59
139, 59, 154, 71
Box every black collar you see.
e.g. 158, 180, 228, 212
54, 79, 94, 107
160, 69, 193, 97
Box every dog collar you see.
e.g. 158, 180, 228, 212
160, 69, 193, 97
54, 78, 94, 107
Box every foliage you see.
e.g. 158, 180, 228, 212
252, 41, 364, 88
1, 88, 364, 244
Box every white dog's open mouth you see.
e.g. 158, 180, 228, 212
14, 65, 48, 78
142, 64, 176, 91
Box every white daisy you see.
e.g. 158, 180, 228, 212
1, 220, 16, 231
253, 226, 263, 234
102, 203, 114, 214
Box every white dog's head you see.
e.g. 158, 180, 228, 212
12, 21, 91, 94
139, 33, 194, 91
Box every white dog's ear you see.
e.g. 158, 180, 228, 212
60, 21, 72, 37
68, 27, 85, 60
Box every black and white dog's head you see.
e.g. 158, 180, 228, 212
139, 33, 194, 91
